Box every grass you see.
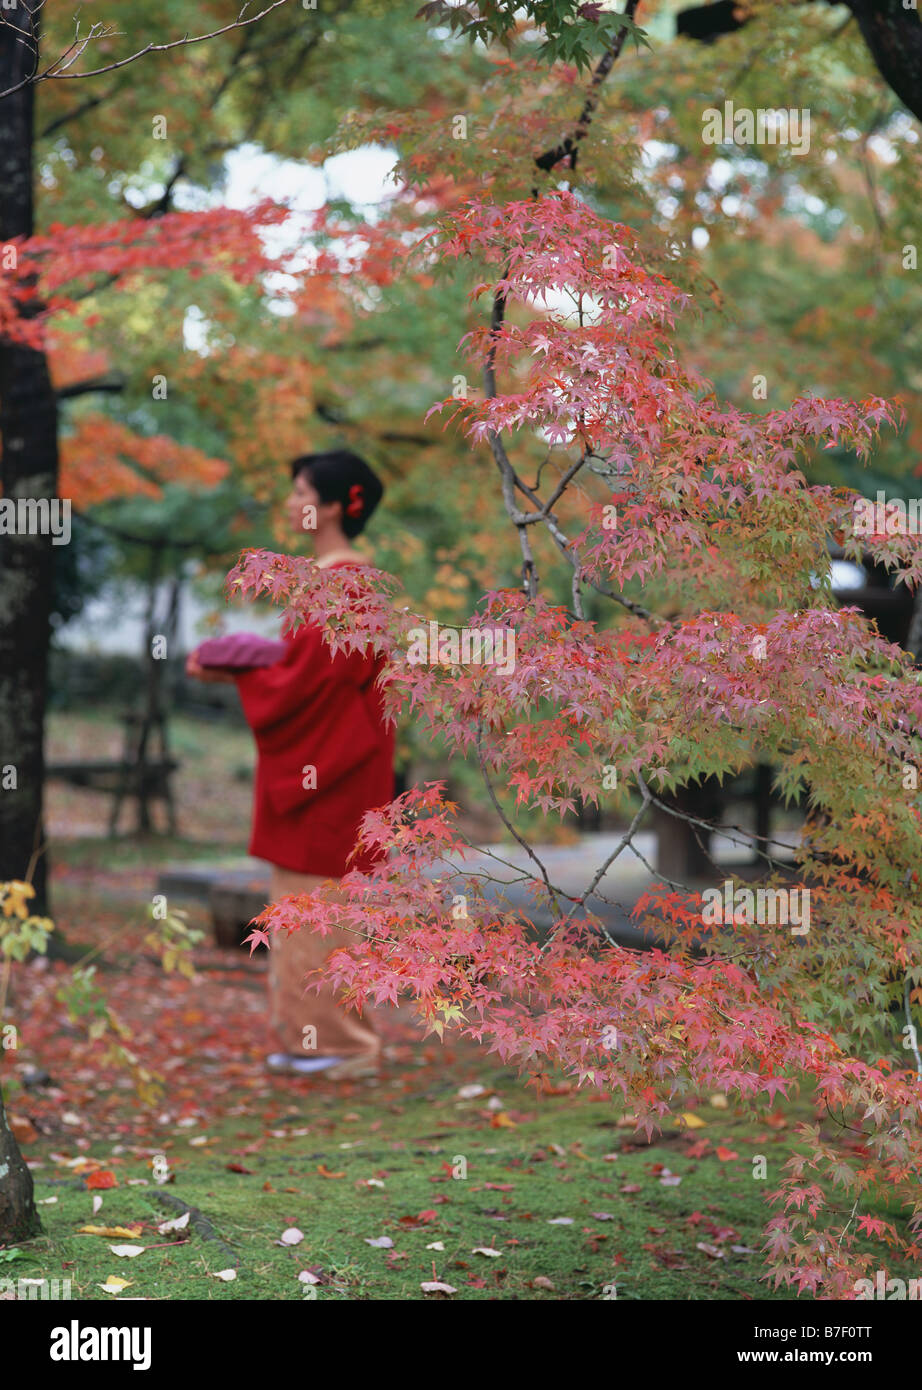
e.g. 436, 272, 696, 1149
11, 1070, 812, 1302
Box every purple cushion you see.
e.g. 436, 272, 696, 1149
195, 633, 287, 669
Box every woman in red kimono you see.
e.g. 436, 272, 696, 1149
186, 451, 394, 1077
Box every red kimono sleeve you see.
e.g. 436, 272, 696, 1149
236, 625, 386, 828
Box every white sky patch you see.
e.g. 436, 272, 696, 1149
170, 142, 399, 335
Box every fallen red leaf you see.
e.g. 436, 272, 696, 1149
85, 1170, 118, 1190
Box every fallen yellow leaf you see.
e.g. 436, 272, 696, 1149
98, 1277, 132, 1294
78, 1225, 144, 1239
680, 1112, 707, 1129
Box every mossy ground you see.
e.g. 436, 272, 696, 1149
1, 713, 910, 1301
13, 1071, 809, 1302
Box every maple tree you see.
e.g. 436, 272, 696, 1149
1, 0, 921, 1294
225, 5, 922, 1296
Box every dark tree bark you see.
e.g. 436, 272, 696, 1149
0, 1085, 40, 1243
842, 1, 922, 125
907, 586, 922, 667
0, 1, 50, 1248
0, 2, 57, 916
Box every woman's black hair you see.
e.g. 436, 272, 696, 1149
290, 450, 384, 539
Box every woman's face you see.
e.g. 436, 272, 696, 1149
286, 471, 334, 539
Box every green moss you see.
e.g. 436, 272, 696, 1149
11, 1073, 824, 1301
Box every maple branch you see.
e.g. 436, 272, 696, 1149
484, 284, 654, 621
0, 0, 293, 103
534, 0, 641, 180
39, 79, 125, 139
543, 785, 652, 949
475, 721, 568, 921
55, 375, 125, 401
635, 770, 800, 878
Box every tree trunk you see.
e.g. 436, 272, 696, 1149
0, 1084, 40, 1244
907, 586, 922, 667
0, 3, 57, 915
0, 0, 50, 1247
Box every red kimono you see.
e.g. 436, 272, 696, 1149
235, 567, 393, 877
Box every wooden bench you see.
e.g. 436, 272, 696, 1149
157, 862, 272, 949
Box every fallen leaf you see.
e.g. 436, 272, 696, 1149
364, 1236, 394, 1249
156, 1212, 190, 1235
298, 1271, 320, 1285
212, 1269, 236, 1281
425, 1241, 445, 1251
277, 1228, 304, 1246
681, 1112, 707, 1129
547, 1217, 573, 1225
590, 1212, 615, 1221
421, 1281, 456, 1294
85, 1171, 118, 1190
696, 1242, 726, 1259
532, 1275, 555, 1290
77, 1225, 143, 1239
472, 1246, 501, 1257
108, 1245, 146, 1258
92, 1196, 103, 1215
8, 1115, 38, 1144
715, 1147, 739, 1162
709, 1094, 729, 1110
316, 1165, 345, 1179
98, 1277, 132, 1294
457, 1084, 486, 1100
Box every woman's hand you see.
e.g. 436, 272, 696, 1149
185, 650, 236, 684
